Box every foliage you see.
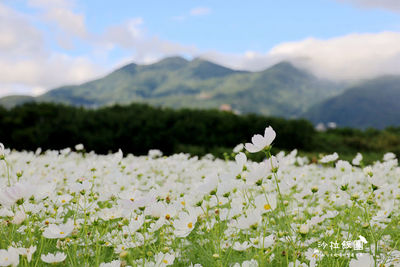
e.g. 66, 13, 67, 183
0, 103, 399, 162
0, 103, 315, 155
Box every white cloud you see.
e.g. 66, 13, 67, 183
0, 4, 45, 59
0, 55, 102, 97
2, 1, 400, 98
28, 0, 72, 9
45, 7, 87, 38
268, 32, 400, 80
338, 0, 400, 12
0, 2, 102, 97
0, 2, 199, 97
99, 18, 198, 63
28, 0, 88, 43
199, 32, 400, 81
190, 7, 211, 16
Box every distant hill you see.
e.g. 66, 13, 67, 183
303, 76, 400, 129
0, 57, 343, 118
0, 95, 35, 109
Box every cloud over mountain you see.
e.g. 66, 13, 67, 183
1, 1, 400, 96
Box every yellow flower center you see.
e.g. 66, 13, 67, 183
130, 198, 134, 202
181, 201, 185, 205
60, 231, 64, 235
61, 200, 66, 203
264, 204, 271, 210
163, 259, 168, 264
165, 214, 171, 220
187, 222, 193, 228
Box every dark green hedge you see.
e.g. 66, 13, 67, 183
0, 103, 315, 155
1, 102, 399, 158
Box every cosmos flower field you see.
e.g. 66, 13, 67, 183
1, 127, 400, 266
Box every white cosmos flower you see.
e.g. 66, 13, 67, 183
235, 152, 247, 173
299, 224, 309, 234
196, 174, 218, 195
148, 149, 163, 158
352, 153, 363, 166
245, 126, 276, 153
233, 143, 244, 153
100, 260, 121, 267
304, 248, 322, 267
320, 152, 339, 163
0, 208, 13, 217
11, 210, 26, 225
148, 217, 166, 233
0, 247, 19, 267
349, 253, 374, 267
383, 152, 396, 161
254, 194, 277, 213
233, 259, 259, 267
0, 143, 4, 157
265, 155, 279, 171
154, 252, 175, 266
16, 246, 36, 263
97, 207, 123, 221
69, 180, 91, 193
232, 241, 252, 251
122, 215, 145, 233
336, 160, 352, 172
288, 260, 308, 267
236, 209, 261, 230
250, 234, 275, 249
43, 220, 74, 239
246, 162, 270, 185
173, 212, 197, 237
75, 144, 84, 151
57, 194, 73, 205
242, 260, 259, 267
0, 182, 34, 207
41, 252, 67, 263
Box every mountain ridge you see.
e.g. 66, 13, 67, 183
0, 57, 344, 118
303, 75, 400, 129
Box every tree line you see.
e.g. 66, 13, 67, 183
0, 103, 399, 159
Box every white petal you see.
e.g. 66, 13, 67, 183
245, 143, 261, 153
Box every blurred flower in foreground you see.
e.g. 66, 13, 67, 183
0, 143, 4, 157
349, 253, 374, 267
320, 152, 338, 163
75, 144, 84, 151
352, 153, 362, 166
0, 247, 19, 266
41, 252, 67, 263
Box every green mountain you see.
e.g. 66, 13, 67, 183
303, 76, 400, 129
0, 57, 343, 117
0, 95, 35, 109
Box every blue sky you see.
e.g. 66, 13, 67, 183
2, 0, 400, 96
